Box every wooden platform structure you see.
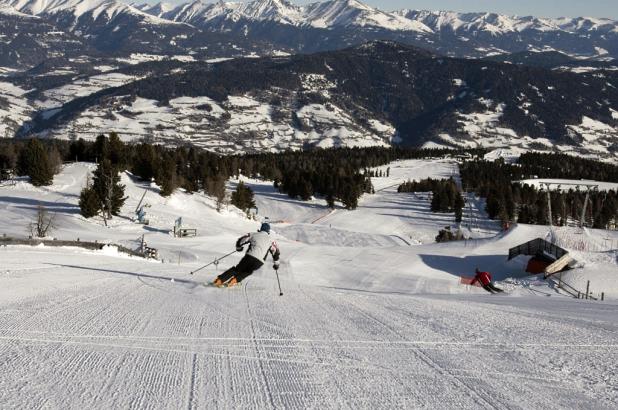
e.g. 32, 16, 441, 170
508, 238, 571, 278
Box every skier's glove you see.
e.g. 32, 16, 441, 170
273, 262, 280, 270
236, 246, 243, 252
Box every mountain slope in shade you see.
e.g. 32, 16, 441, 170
0, 0, 197, 58
14, 41, 618, 161
0, 3, 90, 68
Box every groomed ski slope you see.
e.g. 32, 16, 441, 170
0, 160, 617, 409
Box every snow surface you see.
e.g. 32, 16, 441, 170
1, 159, 617, 408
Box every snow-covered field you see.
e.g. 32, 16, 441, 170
37, 73, 145, 109
43, 94, 395, 153
1, 159, 617, 408
435, 97, 618, 162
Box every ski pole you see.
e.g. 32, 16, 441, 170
274, 267, 283, 296
190, 250, 236, 275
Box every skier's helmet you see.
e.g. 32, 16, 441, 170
260, 222, 271, 233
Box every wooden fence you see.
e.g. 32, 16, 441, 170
0, 236, 145, 258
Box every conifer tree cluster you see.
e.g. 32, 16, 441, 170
231, 181, 256, 213
2, 138, 476, 211
398, 178, 465, 222
16, 139, 57, 186
460, 154, 618, 229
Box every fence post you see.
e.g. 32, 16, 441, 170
577, 291, 580, 299
586, 281, 590, 300
601, 292, 605, 301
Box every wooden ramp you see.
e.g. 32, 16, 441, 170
508, 238, 571, 278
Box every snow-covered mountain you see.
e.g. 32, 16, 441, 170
134, 1, 174, 18
1, 0, 617, 69
0, 2, 29, 16
0, 0, 197, 61
139, 0, 618, 59
397, 10, 560, 34
304, 0, 431, 32
156, 0, 431, 32
3, 0, 183, 26
398, 9, 618, 36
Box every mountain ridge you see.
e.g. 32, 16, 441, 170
14, 41, 618, 160
1, 0, 615, 70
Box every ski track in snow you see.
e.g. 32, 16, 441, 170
0, 255, 617, 408
0, 159, 617, 408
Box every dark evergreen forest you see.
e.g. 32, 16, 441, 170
0, 136, 469, 210
1, 136, 616, 229
460, 154, 618, 229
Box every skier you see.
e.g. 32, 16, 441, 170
471, 268, 504, 293
212, 223, 280, 287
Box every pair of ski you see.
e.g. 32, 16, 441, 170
203, 281, 240, 289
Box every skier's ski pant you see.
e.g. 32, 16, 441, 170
216, 254, 264, 283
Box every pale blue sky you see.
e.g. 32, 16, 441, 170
145, 0, 617, 19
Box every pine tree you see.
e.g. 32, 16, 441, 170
231, 181, 255, 212
298, 177, 313, 201
454, 193, 465, 223
19, 139, 54, 186
107, 132, 127, 168
132, 143, 159, 181
91, 134, 110, 163
158, 156, 178, 197
205, 175, 227, 212
326, 193, 335, 209
92, 159, 126, 218
79, 186, 101, 218
69, 138, 88, 162
0, 142, 17, 170
340, 183, 360, 210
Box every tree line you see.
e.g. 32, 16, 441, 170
460, 154, 618, 229
1, 136, 470, 211
398, 178, 465, 222
3, 136, 616, 229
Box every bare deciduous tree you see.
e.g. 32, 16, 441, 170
29, 205, 56, 238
